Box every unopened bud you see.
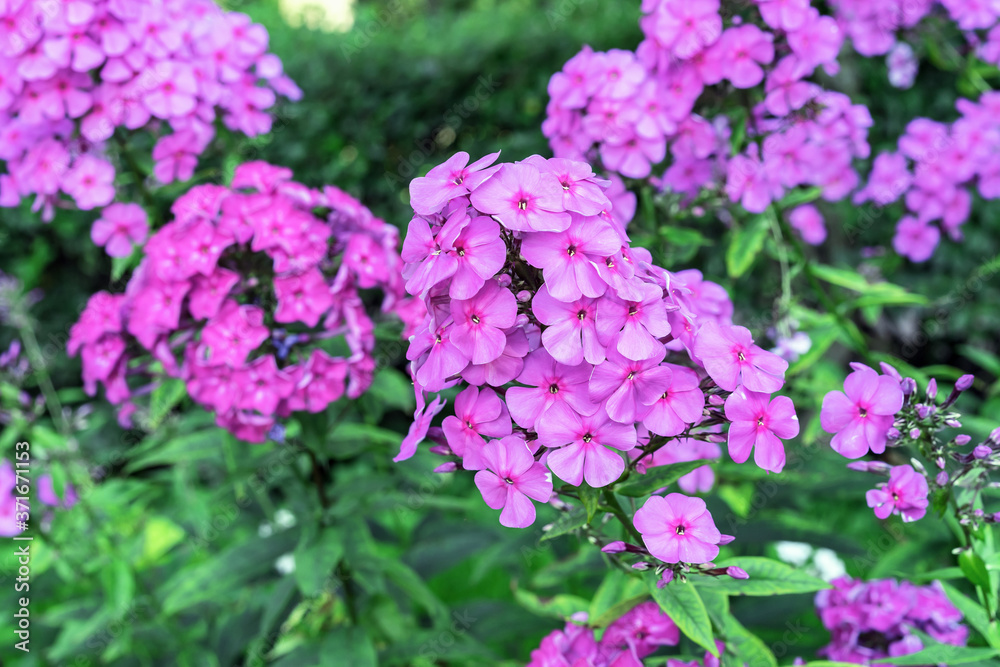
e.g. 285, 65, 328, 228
955, 374, 974, 391
602, 541, 627, 554
974, 445, 992, 459
955, 435, 972, 446
726, 566, 749, 580
433, 462, 458, 473
632, 561, 651, 571
936, 471, 949, 486
927, 378, 937, 400
717, 534, 735, 545
657, 569, 675, 588
901, 378, 917, 396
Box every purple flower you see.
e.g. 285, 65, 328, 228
634, 493, 723, 564
442, 386, 512, 470
450, 280, 518, 365
694, 321, 788, 393
520, 215, 620, 302
536, 405, 636, 488
505, 348, 597, 431
589, 348, 672, 424
821, 364, 903, 458
724, 388, 799, 473
470, 162, 571, 232
474, 435, 552, 528
866, 465, 929, 522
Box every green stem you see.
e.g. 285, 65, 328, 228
602, 489, 643, 544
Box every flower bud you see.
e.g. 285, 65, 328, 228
879, 362, 902, 381
926, 378, 937, 400
936, 457, 946, 469
936, 471, 949, 486
909, 427, 921, 440
717, 534, 736, 545
901, 378, 917, 396
632, 561, 651, 571
516, 290, 532, 302
886, 427, 901, 442
657, 569, 675, 588
955, 435, 972, 446
496, 274, 513, 288
916, 404, 932, 419
602, 541, 627, 554
708, 394, 725, 406
945, 419, 962, 428
726, 566, 749, 580
433, 462, 458, 473
955, 374, 974, 391
974, 445, 992, 459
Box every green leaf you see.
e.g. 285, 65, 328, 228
871, 644, 1000, 665
589, 570, 648, 627
726, 215, 769, 278
959, 550, 992, 591
649, 580, 718, 657
541, 509, 589, 542
579, 485, 601, 522
149, 378, 187, 429
660, 226, 711, 248
721, 613, 777, 667
101, 559, 135, 616
320, 627, 377, 667
136, 516, 186, 569
614, 460, 708, 498
810, 264, 874, 292
940, 582, 1000, 649
514, 586, 590, 620
294, 528, 344, 598
777, 186, 823, 209
159, 532, 297, 614
696, 557, 831, 596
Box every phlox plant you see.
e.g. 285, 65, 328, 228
544, 0, 1000, 264
0, 0, 299, 242
67, 160, 423, 441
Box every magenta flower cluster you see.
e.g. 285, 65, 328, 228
526, 602, 702, 667
0, 0, 300, 221
544, 0, 1000, 261
543, 0, 870, 234
67, 161, 421, 442
815, 576, 967, 665
394, 152, 798, 538
1, 459, 77, 536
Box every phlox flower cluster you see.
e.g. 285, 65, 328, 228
395, 152, 799, 543
1, 459, 77, 536
68, 161, 421, 442
545, 0, 1000, 262
823, 362, 1000, 526
543, 0, 871, 232
527, 603, 721, 667
815, 576, 967, 665
855, 97, 1000, 262
0, 0, 300, 222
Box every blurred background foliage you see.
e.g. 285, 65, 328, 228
0, 0, 998, 665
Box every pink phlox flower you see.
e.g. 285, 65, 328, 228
469, 161, 571, 232
590, 348, 673, 424
633, 493, 723, 564
596, 282, 673, 361
449, 279, 517, 365
639, 364, 705, 437
724, 387, 799, 473
533, 286, 605, 366
693, 320, 788, 393
821, 363, 903, 458
866, 464, 929, 522
442, 386, 513, 470
474, 435, 553, 528
521, 215, 620, 302
535, 404, 637, 488
506, 347, 598, 430
409, 150, 501, 216
91, 202, 148, 257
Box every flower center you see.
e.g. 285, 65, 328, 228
627, 372, 635, 380
582, 433, 593, 443
517, 198, 528, 210
628, 307, 638, 316
549, 384, 559, 394
675, 525, 686, 535
859, 408, 868, 417
567, 245, 577, 257
471, 314, 481, 324
577, 310, 587, 320
737, 351, 746, 361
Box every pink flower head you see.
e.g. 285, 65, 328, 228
590, 348, 673, 424
787, 9, 843, 70
474, 435, 553, 528
521, 216, 620, 302
639, 365, 705, 437
505, 348, 597, 431
409, 150, 500, 216
821, 364, 904, 458
274, 268, 333, 328
447, 215, 506, 300
596, 283, 673, 361
91, 203, 148, 257
528, 156, 610, 216
634, 493, 723, 564
893, 216, 940, 263
469, 161, 571, 232
442, 386, 512, 470
599, 601, 680, 661
536, 405, 637, 488
200, 300, 269, 367
788, 204, 827, 245
717, 25, 774, 89
694, 321, 788, 393
724, 388, 799, 473
758, 0, 811, 31
62, 155, 115, 210
450, 279, 518, 365
533, 286, 604, 366
655, 0, 722, 60
866, 464, 929, 522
